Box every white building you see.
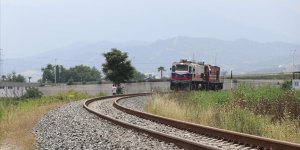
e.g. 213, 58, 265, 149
144, 73, 156, 80
292, 72, 300, 90
0, 82, 33, 97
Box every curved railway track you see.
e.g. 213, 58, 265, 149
83, 93, 300, 150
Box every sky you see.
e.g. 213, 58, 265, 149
1, 0, 300, 58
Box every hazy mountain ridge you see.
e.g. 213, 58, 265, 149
4, 37, 300, 81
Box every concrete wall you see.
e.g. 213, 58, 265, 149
38, 80, 283, 96
38, 82, 171, 96
38, 81, 241, 96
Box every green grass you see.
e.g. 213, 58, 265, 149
295, 89, 300, 100
0, 90, 91, 122
145, 85, 300, 143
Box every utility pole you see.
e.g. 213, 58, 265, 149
54, 58, 57, 85
28, 76, 31, 83
215, 52, 218, 66
192, 53, 195, 62
230, 70, 233, 90
0, 49, 2, 78
292, 49, 296, 72
0, 0, 3, 77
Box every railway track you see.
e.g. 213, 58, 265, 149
83, 93, 300, 150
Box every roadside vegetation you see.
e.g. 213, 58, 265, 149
145, 85, 300, 144
0, 89, 96, 149
230, 73, 293, 80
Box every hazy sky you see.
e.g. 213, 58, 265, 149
1, 0, 299, 58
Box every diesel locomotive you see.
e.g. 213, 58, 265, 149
170, 59, 223, 90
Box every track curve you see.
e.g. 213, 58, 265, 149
84, 93, 300, 150
84, 93, 220, 150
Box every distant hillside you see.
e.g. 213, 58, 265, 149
4, 37, 300, 82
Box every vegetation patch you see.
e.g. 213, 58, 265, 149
230, 73, 293, 80
145, 85, 300, 144
0, 90, 94, 149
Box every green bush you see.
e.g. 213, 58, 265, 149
117, 86, 123, 94
67, 78, 74, 85
281, 80, 292, 90
22, 87, 43, 99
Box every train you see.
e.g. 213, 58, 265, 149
170, 59, 223, 90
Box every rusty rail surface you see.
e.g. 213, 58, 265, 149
114, 94, 300, 150
83, 93, 220, 150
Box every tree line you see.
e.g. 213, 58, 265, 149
41, 64, 102, 84
1, 48, 166, 87
1, 72, 26, 82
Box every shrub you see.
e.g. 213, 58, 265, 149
22, 87, 43, 99
67, 78, 74, 85
117, 86, 123, 94
281, 80, 292, 90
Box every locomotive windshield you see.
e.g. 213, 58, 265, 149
175, 64, 189, 71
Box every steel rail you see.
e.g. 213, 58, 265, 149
83, 93, 221, 150
114, 95, 300, 150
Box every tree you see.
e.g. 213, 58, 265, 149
41, 64, 55, 83
102, 48, 134, 93
157, 66, 166, 79
41, 64, 101, 84
7, 72, 26, 82
1, 75, 6, 81
56, 65, 68, 83
132, 68, 146, 82
67, 65, 102, 83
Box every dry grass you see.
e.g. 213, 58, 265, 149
0, 90, 92, 149
0, 102, 64, 149
145, 91, 300, 144
265, 119, 300, 143
146, 94, 186, 120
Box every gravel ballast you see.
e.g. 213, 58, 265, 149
34, 95, 254, 149
33, 100, 181, 149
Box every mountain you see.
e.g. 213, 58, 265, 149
3, 37, 300, 82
